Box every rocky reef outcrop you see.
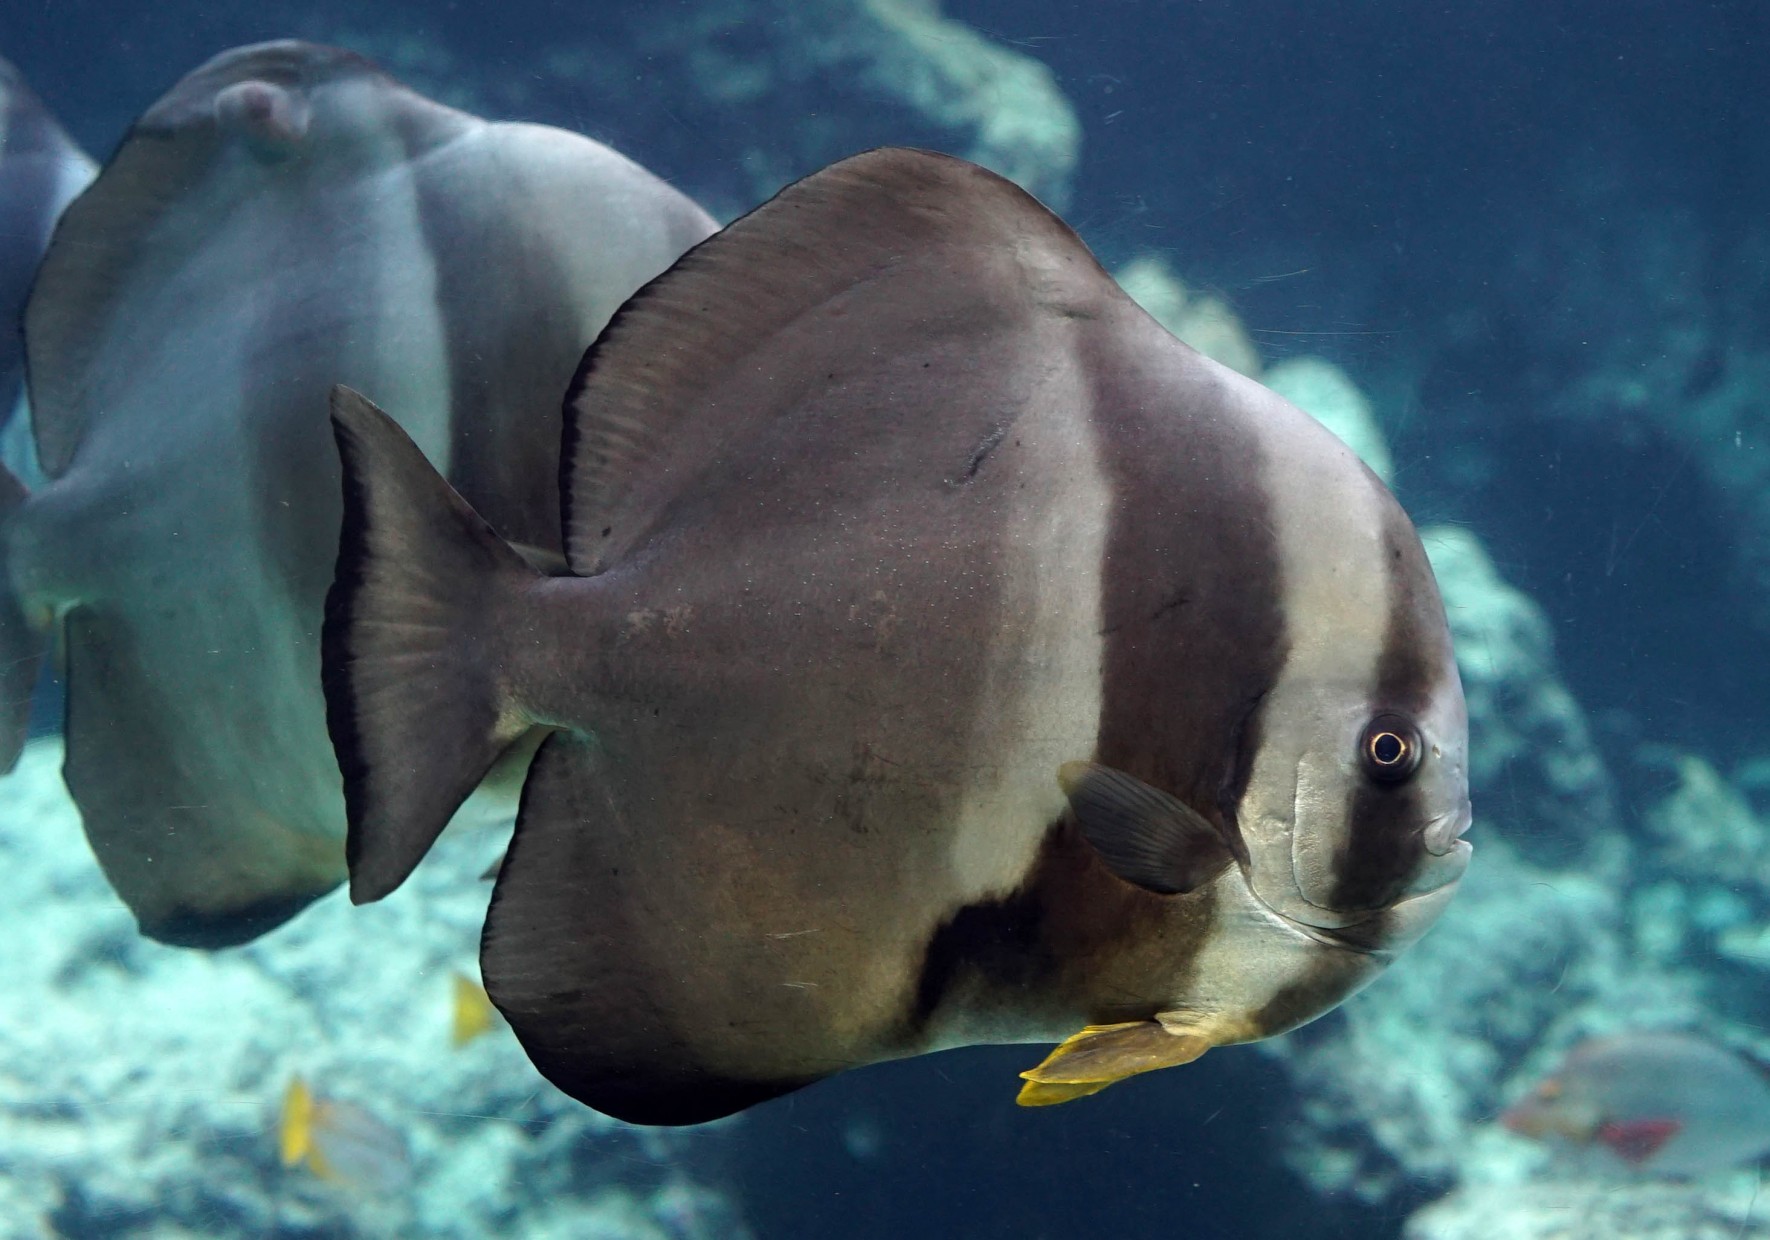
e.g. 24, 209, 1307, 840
1408, 1180, 1770, 1240
0, 740, 744, 1240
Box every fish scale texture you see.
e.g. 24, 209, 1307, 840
0, 739, 747, 1240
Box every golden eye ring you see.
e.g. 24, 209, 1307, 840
1360, 714, 1422, 783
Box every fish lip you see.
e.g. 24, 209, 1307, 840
1424, 800, 1475, 857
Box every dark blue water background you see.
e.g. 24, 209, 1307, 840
4, 2, 1767, 1235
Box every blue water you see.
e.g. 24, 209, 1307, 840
3, 2, 1768, 1236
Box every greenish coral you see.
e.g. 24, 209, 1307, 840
1116, 255, 1262, 377
1423, 526, 1621, 871
1408, 1180, 1770, 1240
1265, 356, 1395, 484
855, 0, 1079, 207
631, 0, 1079, 210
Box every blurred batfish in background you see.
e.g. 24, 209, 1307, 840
323, 147, 1472, 1125
280, 1076, 413, 1195
0, 41, 715, 946
1502, 1030, 1770, 1176
0, 56, 93, 488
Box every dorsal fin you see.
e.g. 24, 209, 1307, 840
24, 40, 473, 478
559, 146, 1121, 576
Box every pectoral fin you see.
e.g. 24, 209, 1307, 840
1058, 761, 1235, 895
1016, 1019, 1216, 1107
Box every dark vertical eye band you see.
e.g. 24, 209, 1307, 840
1360, 714, 1422, 783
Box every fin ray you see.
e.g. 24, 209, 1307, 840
1058, 761, 1234, 894
558, 146, 1114, 576
323, 384, 541, 902
1016, 1020, 1215, 1107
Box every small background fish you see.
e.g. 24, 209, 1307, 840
1502, 1030, 1770, 1177
280, 1076, 414, 1195
450, 971, 500, 1048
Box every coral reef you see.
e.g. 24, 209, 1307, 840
0, 740, 745, 1240
1265, 356, 1393, 483
1269, 835, 1699, 1204
1411, 149, 1770, 628
354, 0, 1082, 220
1407, 1180, 1770, 1240
1116, 255, 1262, 378
1420, 526, 1622, 872
623, 0, 1078, 210
650, 0, 1079, 211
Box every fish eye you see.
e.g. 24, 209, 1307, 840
1359, 714, 1422, 783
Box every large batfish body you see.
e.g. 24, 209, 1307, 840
0, 42, 715, 945
0, 57, 94, 482
325, 148, 1471, 1124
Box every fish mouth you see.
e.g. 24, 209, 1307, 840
1266, 809, 1474, 933
1424, 800, 1475, 857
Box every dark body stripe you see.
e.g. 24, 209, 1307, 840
1088, 319, 1288, 871
1328, 480, 1453, 911
907, 815, 1228, 1037
905, 312, 1294, 1036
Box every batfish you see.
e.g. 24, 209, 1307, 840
323, 148, 1472, 1125
0, 41, 715, 945
0, 56, 94, 485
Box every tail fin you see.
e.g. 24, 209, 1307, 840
0, 463, 41, 772
323, 385, 543, 903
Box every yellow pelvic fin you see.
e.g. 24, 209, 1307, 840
280, 1077, 314, 1167
451, 971, 497, 1047
1015, 1020, 1215, 1108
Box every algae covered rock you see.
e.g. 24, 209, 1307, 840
1266, 356, 1394, 483
334, 0, 1079, 221
833, 0, 1079, 207
1422, 525, 1621, 871
1407, 1180, 1770, 1240
1116, 254, 1263, 377
1631, 750, 1770, 1010
1269, 837, 1693, 1203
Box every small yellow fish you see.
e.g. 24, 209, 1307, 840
279, 1076, 412, 1193
451, 971, 499, 1047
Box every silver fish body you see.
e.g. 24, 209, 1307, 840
0, 41, 715, 944
0, 56, 93, 486
324, 148, 1470, 1124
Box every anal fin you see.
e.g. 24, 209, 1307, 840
482, 733, 810, 1126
